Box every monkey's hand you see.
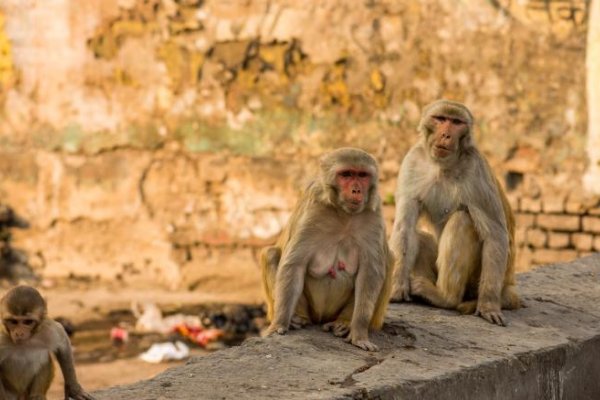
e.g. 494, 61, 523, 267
65, 384, 96, 400
322, 320, 350, 337
475, 303, 506, 327
345, 331, 379, 352
262, 323, 288, 337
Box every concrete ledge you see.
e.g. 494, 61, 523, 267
95, 255, 600, 400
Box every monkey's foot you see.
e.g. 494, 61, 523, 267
475, 304, 506, 326
322, 320, 350, 337
345, 336, 379, 352
457, 300, 477, 315
290, 315, 310, 330
390, 281, 412, 303
262, 324, 288, 337
66, 389, 97, 400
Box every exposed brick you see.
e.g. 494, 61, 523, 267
541, 197, 565, 213
526, 228, 547, 248
536, 214, 580, 232
532, 249, 578, 265
565, 200, 586, 214
520, 197, 541, 213
565, 194, 599, 215
582, 216, 600, 233
594, 236, 600, 252
515, 227, 527, 245
547, 232, 570, 249
515, 213, 535, 229
578, 251, 596, 258
571, 233, 594, 251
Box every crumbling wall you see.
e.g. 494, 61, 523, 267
0, 0, 595, 288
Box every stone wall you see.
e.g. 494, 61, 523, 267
511, 193, 600, 271
0, 0, 596, 289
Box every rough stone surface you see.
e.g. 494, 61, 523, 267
95, 255, 600, 400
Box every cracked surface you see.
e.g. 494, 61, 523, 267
94, 254, 600, 400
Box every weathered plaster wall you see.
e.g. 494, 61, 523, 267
0, 0, 595, 288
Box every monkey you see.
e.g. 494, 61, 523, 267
261, 147, 394, 352
389, 100, 521, 326
0, 285, 95, 400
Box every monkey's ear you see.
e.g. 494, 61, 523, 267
369, 191, 381, 212
460, 132, 475, 149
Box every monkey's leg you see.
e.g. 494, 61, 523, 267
260, 246, 281, 321
434, 211, 481, 309
406, 232, 449, 306
458, 286, 522, 314
27, 357, 54, 400
290, 294, 311, 329
500, 285, 521, 310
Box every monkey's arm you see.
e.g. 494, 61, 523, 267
265, 235, 310, 336
348, 248, 386, 351
390, 152, 422, 301
51, 321, 96, 400
467, 168, 510, 326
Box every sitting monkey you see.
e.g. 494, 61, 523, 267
261, 147, 394, 351
390, 100, 521, 326
0, 285, 95, 400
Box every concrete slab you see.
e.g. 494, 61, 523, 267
94, 254, 600, 400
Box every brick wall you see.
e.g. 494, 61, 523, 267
510, 194, 600, 271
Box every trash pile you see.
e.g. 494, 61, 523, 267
98, 302, 267, 364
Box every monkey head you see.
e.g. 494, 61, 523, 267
418, 100, 474, 164
1, 286, 46, 344
320, 147, 379, 214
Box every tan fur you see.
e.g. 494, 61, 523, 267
390, 100, 521, 326
261, 148, 394, 351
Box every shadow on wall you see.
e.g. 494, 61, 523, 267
0, 204, 37, 284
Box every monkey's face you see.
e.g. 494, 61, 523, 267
426, 115, 469, 161
335, 168, 372, 214
3, 314, 39, 344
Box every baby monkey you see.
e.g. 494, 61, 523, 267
0, 285, 95, 400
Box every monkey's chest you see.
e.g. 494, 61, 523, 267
307, 240, 359, 279
1, 347, 51, 393
422, 183, 462, 225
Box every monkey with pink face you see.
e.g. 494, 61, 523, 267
261, 147, 394, 352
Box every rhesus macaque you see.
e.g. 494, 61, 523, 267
390, 100, 521, 326
0, 285, 95, 400
261, 148, 394, 351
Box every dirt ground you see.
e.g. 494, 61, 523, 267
30, 282, 265, 400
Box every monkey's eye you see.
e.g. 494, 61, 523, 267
451, 118, 465, 125
339, 171, 352, 178
432, 116, 447, 123
357, 172, 370, 178
22, 319, 35, 326
4, 318, 17, 325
